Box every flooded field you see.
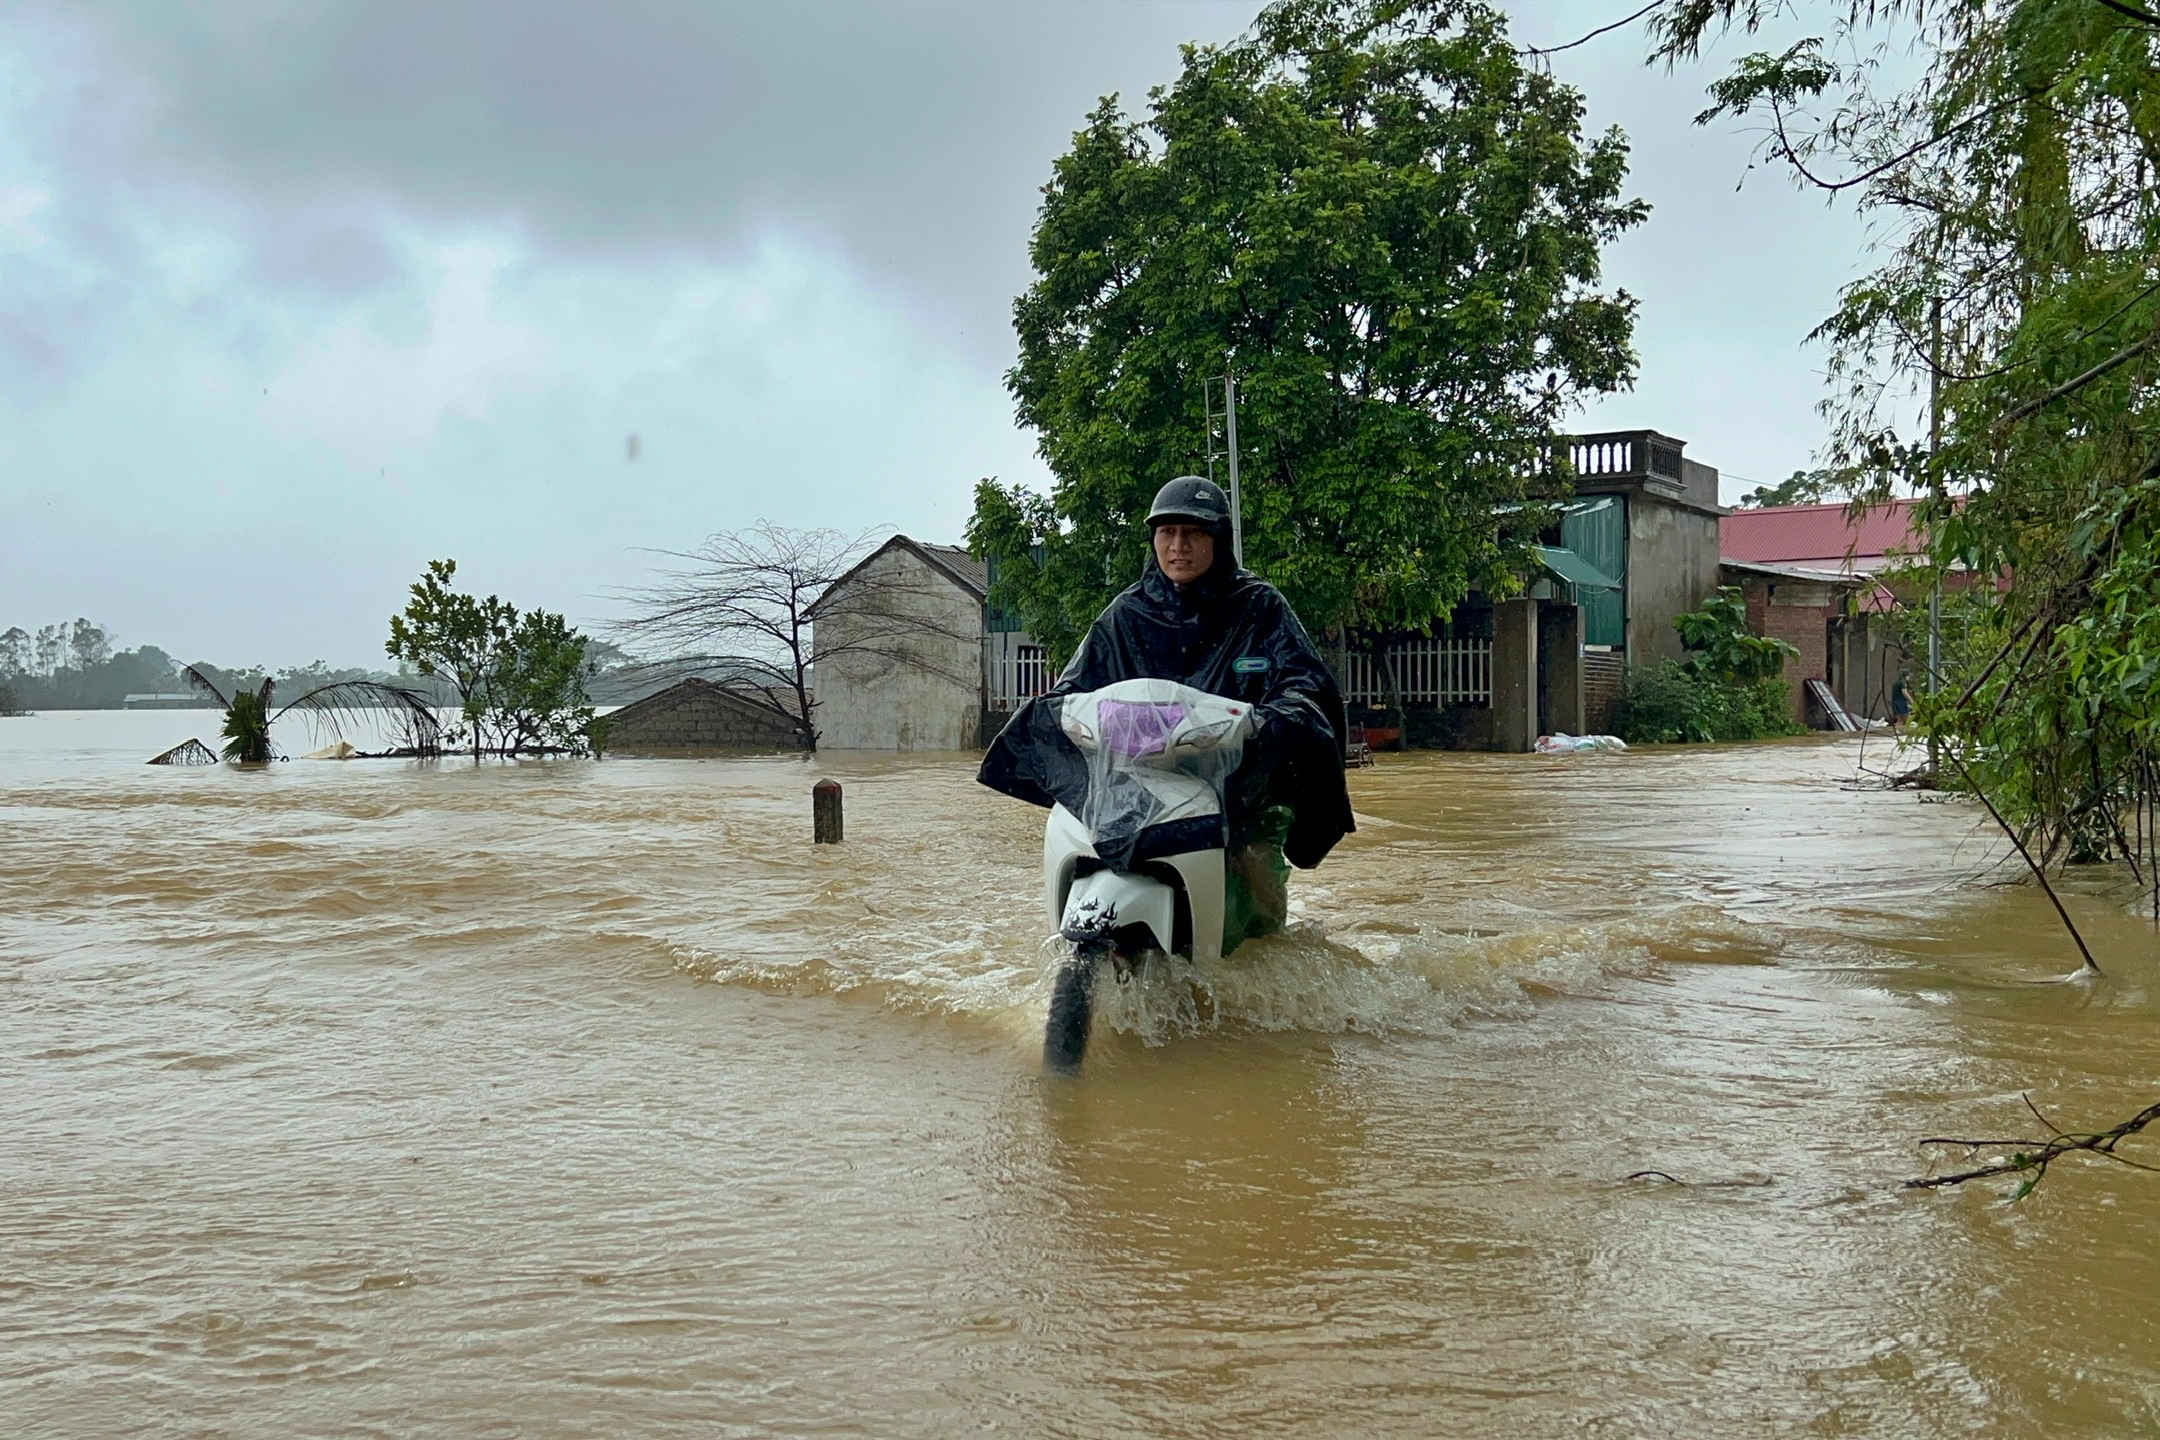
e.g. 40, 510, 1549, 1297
3, 710, 2157, 1436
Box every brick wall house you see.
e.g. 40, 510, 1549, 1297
601, 678, 808, 754
1718, 499, 1919, 726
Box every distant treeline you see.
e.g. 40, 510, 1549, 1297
0, 619, 659, 713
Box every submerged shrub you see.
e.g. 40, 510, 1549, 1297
1618, 587, 1806, 743
221, 685, 274, 763
1618, 662, 1802, 744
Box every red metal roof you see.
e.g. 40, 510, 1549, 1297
1719, 499, 1921, 573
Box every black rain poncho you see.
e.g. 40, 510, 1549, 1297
978, 549, 1354, 872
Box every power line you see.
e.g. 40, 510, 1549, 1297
1516, 0, 1665, 59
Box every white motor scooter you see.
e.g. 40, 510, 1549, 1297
1039, 679, 1257, 1071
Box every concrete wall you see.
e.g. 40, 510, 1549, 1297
1830, 612, 1909, 724
1679, 457, 1721, 512
1626, 500, 1723, 667
815, 546, 984, 750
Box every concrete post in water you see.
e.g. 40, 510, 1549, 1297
1491, 598, 1539, 752
1538, 602, 1586, 738
813, 779, 843, 844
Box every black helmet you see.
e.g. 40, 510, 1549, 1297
1146, 475, 1231, 530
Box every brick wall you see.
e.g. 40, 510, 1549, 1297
604, 681, 807, 754
1758, 599, 1830, 726
1731, 576, 1835, 726
1583, 652, 1625, 734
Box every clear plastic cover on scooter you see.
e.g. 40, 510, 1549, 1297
1057, 679, 1256, 869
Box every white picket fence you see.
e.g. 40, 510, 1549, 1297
1339, 637, 1492, 706
989, 631, 1490, 708
983, 632, 1050, 711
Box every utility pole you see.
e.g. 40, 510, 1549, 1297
1204, 371, 1246, 566
1928, 296, 1943, 769
1224, 371, 1244, 566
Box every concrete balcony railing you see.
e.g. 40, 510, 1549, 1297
1559, 429, 1720, 512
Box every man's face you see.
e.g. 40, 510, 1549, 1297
1153, 523, 1215, 585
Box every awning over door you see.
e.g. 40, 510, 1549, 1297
1532, 544, 1623, 593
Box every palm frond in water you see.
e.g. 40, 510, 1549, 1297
180, 665, 231, 708
274, 680, 443, 756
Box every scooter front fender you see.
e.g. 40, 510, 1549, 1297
1042, 803, 1226, 963
1060, 868, 1176, 957
1043, 803, 1097, 931
1162, 848, 1225, 965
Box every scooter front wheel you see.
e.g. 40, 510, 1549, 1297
1042, 941, 1110, 1074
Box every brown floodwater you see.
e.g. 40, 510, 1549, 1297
3, 709, 2157, 1437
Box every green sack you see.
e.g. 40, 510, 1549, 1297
1221, 805, 1295, 956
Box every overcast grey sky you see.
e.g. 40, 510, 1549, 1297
0, 1, 1876, 667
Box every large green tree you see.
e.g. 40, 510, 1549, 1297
970, 0, 1646, 662
1736, 469, 1835, 507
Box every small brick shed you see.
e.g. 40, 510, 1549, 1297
1719, 560, 1886, 726
600, 679, 807, 755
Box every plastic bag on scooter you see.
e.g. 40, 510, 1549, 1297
1057, 681, 1251, 870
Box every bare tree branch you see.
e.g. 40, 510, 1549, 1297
1910, 1095, 2160, 1193
1942, 746, 2102, 974
2092, 0, 2160, 28
1762, 93, 2023, 197
1516, 1, 1665, 59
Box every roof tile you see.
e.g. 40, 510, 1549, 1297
1720, 499, 1921, 572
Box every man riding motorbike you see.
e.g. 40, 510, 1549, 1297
978, 476, 1354, 953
